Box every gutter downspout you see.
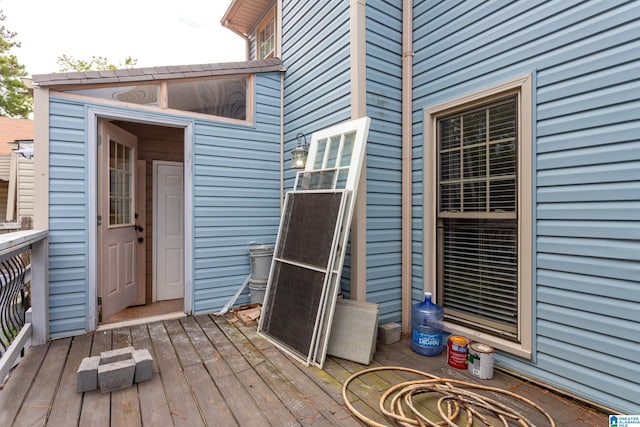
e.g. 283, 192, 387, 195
401, 0, 414, 334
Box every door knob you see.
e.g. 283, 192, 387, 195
138, 237, 144, 243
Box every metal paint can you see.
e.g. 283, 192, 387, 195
468, 342, 494, 379
447, 335, 468, 369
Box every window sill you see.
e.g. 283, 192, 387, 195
444, 321, 532, 360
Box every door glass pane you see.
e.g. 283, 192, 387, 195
109, 139, 133, 226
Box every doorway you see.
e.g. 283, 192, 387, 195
92, 113, 192, 328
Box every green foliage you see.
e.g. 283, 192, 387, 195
0, 10, 32, 118
57, 54, 138, 72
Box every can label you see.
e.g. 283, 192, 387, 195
412, 330, 441, 348
468, 343, 494, 379
447, 336, 468, 369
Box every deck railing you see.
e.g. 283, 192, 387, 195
0, 230, 48, 382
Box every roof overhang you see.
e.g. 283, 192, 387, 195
31, 58, 285, 89
221, 0, 273, 38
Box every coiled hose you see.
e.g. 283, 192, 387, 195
342, 366, 555, 427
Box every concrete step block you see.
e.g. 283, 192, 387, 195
100, 346, 135, 364
76, 356, 101, 392
132, 349, 153, 383
98, 358, 136, 393
378, 322, 401, 345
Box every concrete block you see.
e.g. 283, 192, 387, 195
100, 346, 134, 364
132, 349, 153, 383
98, 358, 136, 393
76, 356, 101, 392
378, 322, 401, 345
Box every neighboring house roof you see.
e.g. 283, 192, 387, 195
32, 58, 284, 88
0, 117, 34, 154
222, 0, 273, 37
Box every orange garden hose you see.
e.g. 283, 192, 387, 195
341, 366, 555, 427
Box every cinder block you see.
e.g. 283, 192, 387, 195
100, 346, 134, 365
132, 349, 153, 383
378, 322, 401, 345
98, 359, 136, 393
76, 356, 101, 392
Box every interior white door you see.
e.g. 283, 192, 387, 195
99, 122, 138, 320
153, 161, 184, 301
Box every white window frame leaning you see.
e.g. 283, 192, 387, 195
423, 74, 533, 359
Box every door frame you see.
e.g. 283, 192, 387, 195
87, 107, 193, 331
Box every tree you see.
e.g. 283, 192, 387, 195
57, 54, 138, 72
0, 10, 32, 118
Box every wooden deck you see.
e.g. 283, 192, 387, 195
0, 314, 607, 426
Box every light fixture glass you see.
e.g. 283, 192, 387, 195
290, 133, 309, 169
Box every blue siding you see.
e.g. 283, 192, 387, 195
282, 0, 352, 188
282, 1, 404, 323
46, 72, 283, 336
193, 73, 282, 312
365, 0, 403, 324
48, 100, 89, 337
413, 0, 640, 413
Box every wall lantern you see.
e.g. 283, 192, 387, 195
290, 133, 309, 169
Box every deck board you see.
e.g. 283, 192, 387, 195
0, 338, 49, 426
79, 330, 112, 427
13, 338, 70, 426
47, 333, 92, 426
148, 321, 205, 427
0, 313, 609, 426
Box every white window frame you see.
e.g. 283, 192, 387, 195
423, 74, 533, 359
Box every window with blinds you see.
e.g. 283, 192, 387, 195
436, 96, 519, 339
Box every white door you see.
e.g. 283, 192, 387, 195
99, 122, 138, 320
153, 161, 184, 301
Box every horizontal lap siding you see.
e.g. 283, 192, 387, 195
282, 0, 351, 189
193, 73, 282, 313
47, 72, 282, 334
365, 0, 403, 324
48, 99, 89, 337
413, 0, 640, 413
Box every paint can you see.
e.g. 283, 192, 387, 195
447, 335, 468, 369
468, 342, 494, 379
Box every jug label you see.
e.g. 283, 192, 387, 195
412, 330, 441, 347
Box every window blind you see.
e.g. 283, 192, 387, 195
436, 96, 519, 339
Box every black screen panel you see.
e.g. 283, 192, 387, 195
276, 192, 343, 268
261, 261, 326, 357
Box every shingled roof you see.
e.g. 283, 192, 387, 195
31, 58, 285, 88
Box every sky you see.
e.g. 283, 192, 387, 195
0, 0, 247, 76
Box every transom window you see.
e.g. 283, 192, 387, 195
424, 75, 533, 357
64, 75, 251, 122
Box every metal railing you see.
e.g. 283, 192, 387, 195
0, 230, 48, 382
0, 255, 29, 354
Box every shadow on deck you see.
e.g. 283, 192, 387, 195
0, 314, 607, 426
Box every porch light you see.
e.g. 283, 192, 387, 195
290, 133, 309, 169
